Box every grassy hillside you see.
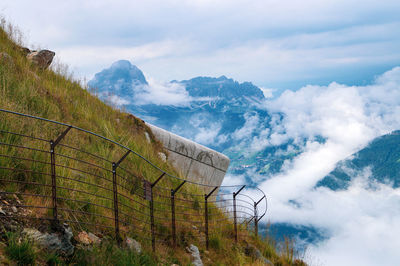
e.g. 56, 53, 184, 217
0, 20, 306, 265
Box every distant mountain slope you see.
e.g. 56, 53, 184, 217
176, 75, 265, 99
317, 131, 400, 190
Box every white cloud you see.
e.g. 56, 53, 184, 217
232, 112, 259, 140
193, 121, 224, 146
107, 95, 130, 106
250, 67, 400, 265
134, 78, 193, 106
260, 87, 274, 98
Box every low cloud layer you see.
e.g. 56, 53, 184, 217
247, 67, 400, 265
134, 78, 193, 106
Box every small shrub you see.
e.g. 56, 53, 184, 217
5, 232, 36, 265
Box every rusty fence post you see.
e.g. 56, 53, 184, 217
49, 126, 71, 226
112, 150, 131, 244
204, 186, 218, 250
171, 180, 186, 247
148, 173, 165, 252
233, 185, 245, 243
253, 195, 266, 238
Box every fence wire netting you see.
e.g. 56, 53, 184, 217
0, 109, 267, 251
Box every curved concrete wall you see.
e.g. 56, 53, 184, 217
147, 123, 230, 187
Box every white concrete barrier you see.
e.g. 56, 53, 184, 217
147, 123, 230, 187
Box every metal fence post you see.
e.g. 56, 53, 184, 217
204, 186, 218, 250
150, 188, 155, 251
149, 173, 165, 252
171, 189, 176, 245
112, 150, 131, 244
112, 162, 121, 244
49, 126, 71, 226
233, 185, 245, 243
171, 180, 186, 247
50, 141, 57, 222
253, 195, 266, 238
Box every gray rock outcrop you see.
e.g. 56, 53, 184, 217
27, 49, 55, 69
23, 225, 74, 256
186, 244, 203, 266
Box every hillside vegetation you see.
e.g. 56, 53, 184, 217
0, 20, 306, 265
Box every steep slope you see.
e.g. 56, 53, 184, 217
317, 131, 400, 190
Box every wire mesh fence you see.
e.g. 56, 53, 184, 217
0, 108, 267, 252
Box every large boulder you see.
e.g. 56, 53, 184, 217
27, 49, 55, 69
23, 224, 74, 256
186, 244, 203, 266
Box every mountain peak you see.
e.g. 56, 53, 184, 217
88, 60, 148, 92
110, 59, 134, 69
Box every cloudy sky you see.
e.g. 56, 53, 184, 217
2, 1, 400, 265
1, 0, 400, 91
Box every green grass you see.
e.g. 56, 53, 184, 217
69, 240, 157, 266
5, 232, 36, 265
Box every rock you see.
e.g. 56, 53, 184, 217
76, 231, 91, 245
11, 206, 17, 213
186, 244, 203, 266
244, 244, 273, 265
88, 232, 101, 244
126, 237, 142, 253
158, 152, 167, 162
23, 224, 74, 256
26, 49, 55, 69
